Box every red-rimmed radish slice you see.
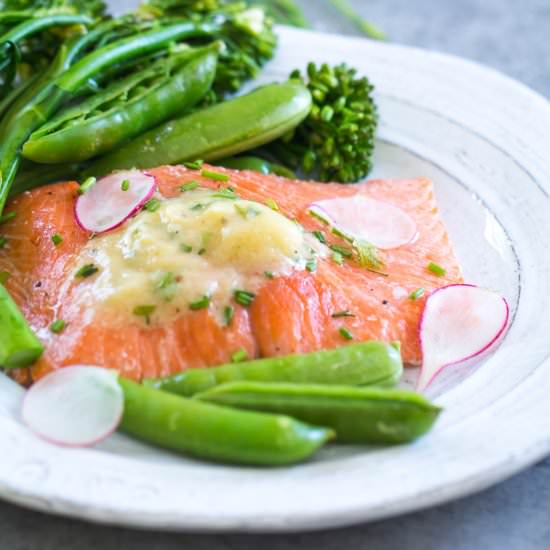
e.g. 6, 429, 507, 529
22, 366, 123, 448
309, 195, 417, 249
75, 170, 156, 234
418, 284, 509, 392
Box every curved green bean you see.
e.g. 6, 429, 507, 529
119, 378, 333, 466
23, 44, 220, 164
196, 382, 441, 445
84, 82, 312, 178
144, 342, 403, 397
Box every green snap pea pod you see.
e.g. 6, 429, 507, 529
216, 156, 297, 178
197, 382, 441, 445
84, 82, 313, 178
0, 283, 43, 368
144, 342, 403, 397
22, 44, 220, 164
119, 378, 333, 466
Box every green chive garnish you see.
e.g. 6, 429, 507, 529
312, 230, 326, 244
332, 251, 344, 265
409, 288, 426, 300
330, 244, 353, 258
180, 243, 192, 253
339, 327, 354, 340
353, 239, 385, 271
121, 179, 130, 191
133, 304, 156, 324
0, 271, 11, 284
212, 187, 238, 200
75, 263, 99, 278
189, 295, 210, 311
50, 319, 66, 334
234, 289, 255, 307
234, 204, 260, 219
180, 181, 200, 192
0, 211, 16, 224
231, 348, 248, 363
224, 305, 234, 326
428, 262, 446, 277
78, 176, 96, 195
191, 203, 207, 211
332, 310, 354, 318
201, 169, 230, 182
306, 258, 317, 273
331, 226, 349, 240
264, 271, 274, 279
51, 233, 63, 246
144, 198, 161, 212
156, 272, 177, 302
183, 160, 204, 170
0, 236, 6, 249
265, 198, 279, 211
309, 209, 330, 225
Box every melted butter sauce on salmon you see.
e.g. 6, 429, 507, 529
72, 188, 325, 325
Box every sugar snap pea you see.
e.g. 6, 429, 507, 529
216, 156, 297, 178
119, 378, 333, 466
144, 341, 403, 397
22, 44, 220, 164
85, 82, 312, 178
197, 382, 441, 445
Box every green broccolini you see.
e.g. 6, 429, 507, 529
265, 62, 378, 183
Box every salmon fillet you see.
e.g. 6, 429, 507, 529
0, 165, 462, 381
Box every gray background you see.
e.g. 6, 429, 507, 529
2, 1, 550, 548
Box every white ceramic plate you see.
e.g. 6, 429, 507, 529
1, 26, 550, 532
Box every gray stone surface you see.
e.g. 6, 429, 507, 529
2, 1, 549, 548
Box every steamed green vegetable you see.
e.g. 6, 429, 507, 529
0, 283, 43, 368
145, 341, 403, 397
265, 62, 378, 183
119, 377, 333, 466
197, 382, 441, 444
22, 43, 220, 164
85, 82, 312, 178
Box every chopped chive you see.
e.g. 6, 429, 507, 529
183, 160, 204, 170
331, 226, 351, 241
409, 288, 426, 301
224, 305, 235, 326
0, 271, 11, 284
234, 289, 255, 307
312, 230, 327, 244
197, 248, 206, 255
234, 204, 260, 219
189, 295, 210, 311
201, 169, 230, 182
231, 348, 248, 363
75, 263, 99, 278
78, 176, 96, 195
133, 304, 156, 324
330, 244, 353, 258
332, 251, 344, 265
180, 181, 200, 192
212, 187, 238, 200
0, 236, 6, 249
309, 209, 330, 225
180, 243, 192, 253
265, 198, 279, 211
353, 239, 384, 270
156, 272, 177, 302
51, 233, 63, 246
264, 271, 274, 279
144, 198, 161, 212
49, 319, 66, 334
339, 327, 354, 340
305, 258, 317, 272
332, 310, 355, 318
191, 202, 207, 211
428, 262, 446, 277
0, 211, 16, 224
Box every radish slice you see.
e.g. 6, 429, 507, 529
22, 366, 123, 448
75, 170, 156, 234
418, 284, 509, 392
309, 195, 417, 249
